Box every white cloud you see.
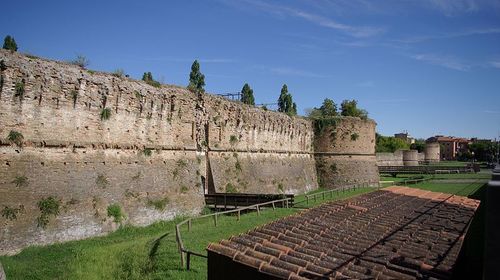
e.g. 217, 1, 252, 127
489, 61, 500, 68
220, 0, 385, 38
395, 27, 500, 44
410, 53, 470, 71
424, 0, 479, 16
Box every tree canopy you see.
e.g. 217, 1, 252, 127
340, 99, 368, 119
188, 60, 205, 93
376, 133, 410, 153
142, 72, 161, 88
240, 83, 255, 105
3, 35, 17, 52
277, 84, 297, 116
308, 98, 338, 119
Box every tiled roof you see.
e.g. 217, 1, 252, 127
207, 186, 480, 280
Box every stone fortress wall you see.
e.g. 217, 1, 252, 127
0, 50, 376, 254
376, 143, 441, 167
314, 117, 379, 188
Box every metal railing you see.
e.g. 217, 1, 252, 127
175, 196, 293, 269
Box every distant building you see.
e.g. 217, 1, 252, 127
427, 135, 470, 160
394, 131, 415, 144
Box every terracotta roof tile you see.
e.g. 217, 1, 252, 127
207, 187, 480, 279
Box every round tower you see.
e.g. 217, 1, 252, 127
314, 117, 379, 189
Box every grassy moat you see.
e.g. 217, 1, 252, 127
0, 171, 488, 280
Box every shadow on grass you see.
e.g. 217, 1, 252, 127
452, 183, 486, 280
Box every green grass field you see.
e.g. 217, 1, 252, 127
1, 169, 490, 280
0, 187, 375, 280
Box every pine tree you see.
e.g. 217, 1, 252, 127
240, 83, 255, 105
188, 60, 205, 93
3, 35, 18, 52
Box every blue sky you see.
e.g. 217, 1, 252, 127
1, 0, 500, 139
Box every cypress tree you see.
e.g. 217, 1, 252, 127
188, 60, 205, 93
240, 83, 255, 105
277, 84, 297, 116
3, 35, 18, 52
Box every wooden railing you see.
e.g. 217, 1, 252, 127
175, 196, 293, 269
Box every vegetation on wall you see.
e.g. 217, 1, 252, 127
37, 197, 61, 229
100, 108, 111, 120
308, 98, 338, 119
96, 174, 109, 189
1, 205, 23, 221
147, 198, 169, 211
7, 130, 24, 147
351, 133, 359, 141
12, 175, 28, 188
107, 204, 123, 223
3, 35, 18, 51
142, 72, 161, 88
340, 99, 368, 119
225, 183, 238, 193
229, 135, 239, 146
70, 55, 90, 68
187, 60, 205, 93
143, 148, 153, 157
14, 80, 25, 100
240, 83, 255, 105
277, 84, 297, 116
376, 133, 410, 153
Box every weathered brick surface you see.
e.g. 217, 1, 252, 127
0, 50, 376, 254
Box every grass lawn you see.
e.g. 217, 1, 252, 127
0, 187, 375, 280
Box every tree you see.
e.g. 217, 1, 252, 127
188, 60, 205, 93
277, 84, 296, 116
240, 83, 255, 105
410, 140, 426, 153
376, 133, 410, 153
308, 98, 338, 118
142, 72, 160, 88
3, 35, 17, 51
70, 55, 90, 68
340, 99, 368, 119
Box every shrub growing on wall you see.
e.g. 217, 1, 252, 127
12, 175, 28, 188
107, 204, 123, 223
100, 108, 111, 120
37, 197, 61, 228
7, 130, 24, 147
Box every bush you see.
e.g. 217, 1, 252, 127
96, 174, 109, 188
143, 148, 152, 157
113, 69, 125, 78
100, 108, 111, 120
37, 197, 60, 228
1, 205, 23, 221
3, 35, 18, 51
15, 81, 25, 100
351, 133, 359, 141
12, 175, 28, 187
225, 183, 238, 193
229, 135, 238, 146
147, 198, 169, 211
142, 72, 161, 88
7, 130, 24, 147
107, 204, 123, 223
180, 185, 188, 193
70, 55, 90, 68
